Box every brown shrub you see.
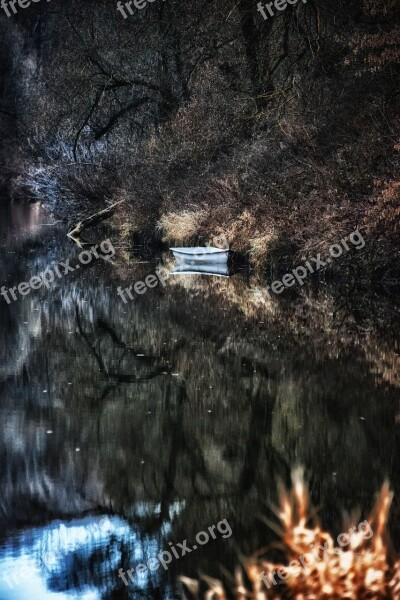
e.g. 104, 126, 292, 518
181, 471, 397, 599
364, 179, 400, 270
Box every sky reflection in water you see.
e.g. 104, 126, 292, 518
0, 510, 179, 599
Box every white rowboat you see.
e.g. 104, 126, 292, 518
170, 247, 230, 262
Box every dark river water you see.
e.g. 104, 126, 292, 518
0, 201, 400, 599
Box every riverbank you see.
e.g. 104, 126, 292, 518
1, 0, 398, 281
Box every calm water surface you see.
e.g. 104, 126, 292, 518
0, 202, 399, 599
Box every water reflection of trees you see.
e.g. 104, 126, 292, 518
1, 221, 400, 596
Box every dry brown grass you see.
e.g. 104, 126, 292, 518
248, 233, 277, 271
181, 470, 399, 599
158, 209, 209, 244
364, 178, 400, 269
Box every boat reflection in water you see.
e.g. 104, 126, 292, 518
0, 504, 182, 599
171, 261, 234, 277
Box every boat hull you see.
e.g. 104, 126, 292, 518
171, 247, 230, 263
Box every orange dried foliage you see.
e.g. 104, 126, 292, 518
181, 471, 399, 599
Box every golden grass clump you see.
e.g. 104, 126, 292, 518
181, 470, 399, 599
248, 233, 277, 271
157, 209, 208, 244
221, 209, 277, 268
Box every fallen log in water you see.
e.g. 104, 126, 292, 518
67, 199, 125, 239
